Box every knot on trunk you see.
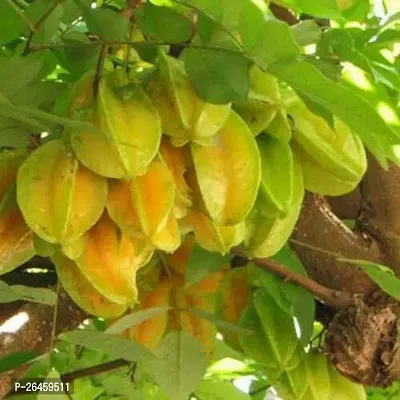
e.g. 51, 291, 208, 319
324, 292, 400, 387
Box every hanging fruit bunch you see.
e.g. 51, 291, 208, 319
0, 48, 367, 353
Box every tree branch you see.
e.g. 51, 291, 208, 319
252, 257, 354, 309
291, 193, 383, 294
326, 186, 362, 220
360, 154, 400, 274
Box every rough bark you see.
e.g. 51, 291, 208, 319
291, 155, 400, 385
0, 290, 86, 398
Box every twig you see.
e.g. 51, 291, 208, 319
28, 40, 247, 57
62, 359, 130, 382
251, 257, 354, 309
93, 45, 109, 99
23, 0, 67, 54
5, 0, 37, 33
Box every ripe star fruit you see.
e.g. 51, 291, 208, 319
70, 212, 148, 305
159, 138, 192, 218
185, 211, 245, 255
52, 251, 127, 318
0, 149, 35, 274
216, 267, 251, 351
287, 95, 367, 195
70, 71, 161, 179
191, 110, 261, 226
16, 139, 107, 246
107, 155, 180, 253
167, 270, 224, 355
173, 284, 218, 354
126, 277, 172, 349
144, 52, 231, 146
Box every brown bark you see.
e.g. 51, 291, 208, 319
291, 193, 383, 293
360, 155, 400, 274
0, 290, 86, 398
290, 153, 400, 385
269, 3, 298, 26
326, 187, 362, 220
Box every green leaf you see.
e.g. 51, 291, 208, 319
0, 55, 45, 98
142, 330, 208, 400
33, 235, 57, 257
60, 330, 152, 361
298, 0, 342, 20
76, 2, 129, 41
0, 2, 25, 44
301, 351, 331, 400
178, 0, 223, 20
0, 103, 49, 132
105, 307, 172, 334
188, 308, 253, 334
210, 339, 244, 364
0, 122, 31, 148
186, 244, 230, 286
0, 351, 40, 374
183, 37, 250, 104
56, 32, 99, 78
195, 380, 251, 400
328, 357, 366, 399
37, 370, 69, 400
0, 282, 56, 305
272, 59, 400, 167
134, 3, 193, 43
274, 366, 309, 400
273, 246, 315, 345
290, 20, 322, 47
238, 2, 300, 70
11, 82, 64, 109
68, 378, 105, 400
62, 0, 92, 24
239, 289, 302, 380
339, 259, 400, 300
248, 265, 296, 314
